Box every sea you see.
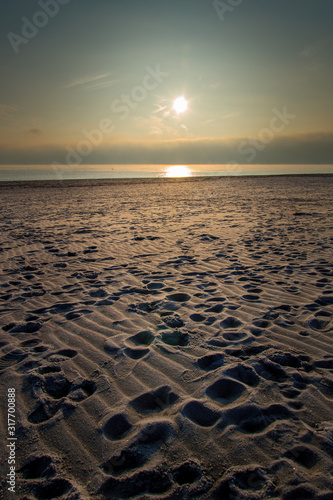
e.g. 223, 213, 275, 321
0, 164, 332, 182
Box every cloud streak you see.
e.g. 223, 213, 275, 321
62, 73, 112, 89
0, 132, 333, 166
0, 104, 16, 121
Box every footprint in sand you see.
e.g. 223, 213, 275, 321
220, 317, 243, 329
167, 292, 191, 303
100, 469, 172, 498
102, 413, 132, 441
196, 353, 224, 371
254, 360, 289, 383
128, 330, 154, 346
43, 373, 72, 399
316, 377, 333, 399
243, 285, 263, 293
291, 372, 310, 390
204, 303, 224, 313
161, 330, 188, 346
104, 340, 121, 355
219, 403, 293, 434
206, 378, 246, 404
65, 308, 93, 320
222, 331, 249, 342
315, 310, 331, 318
17, 359, 41, 373
269, 352, 312, 369
30, 478, 74, 499
223, 363, 260, 387
308, 317, 331, 332
283, 445, 319, 469
281, 387, 302, 399
46, 349, 78, 363
161, 314, 184, 328
213, 466, 269, 498
172, 461, 202, 485
28, 399, 76, 424
0, 349, 28, 371
316, 294, 333, 306
101, 421, 174, 475
129, 386, 179, 414
190, 313, 206, 323
250, 328, 263, 337
20, 338, 41, 348
182, 400, 220, 427
19, 455, 56, 479
124, 347, 150, 359
281, 485, 318, 500
314, 359, 333, 370
38, 365, 61, 374
4, 321, 42, 333
27, 376, 96, 423
206, 297, 226, 304
242, 294, 261, 302
146, 282, 165, 290
252, 319, 271, 329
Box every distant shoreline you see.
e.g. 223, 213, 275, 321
1, 172, 333, 189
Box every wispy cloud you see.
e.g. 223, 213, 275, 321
222, 111, 243, 119
62, 73, 111, 89
83, 79, 119, 92
208, 82, 221, 90
301, 40, 326, 59
300, 40, 327, 75
0, 104, 16, 121
132, 115, 181, 137
26, 128, 43, 135
202, 118, 217, 125
152, 103, 168, 114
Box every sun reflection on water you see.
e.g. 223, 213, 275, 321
162, 165, 193, 178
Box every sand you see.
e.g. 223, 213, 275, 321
0, 175, 332, 500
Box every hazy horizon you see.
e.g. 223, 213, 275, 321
0, 163, 332, 182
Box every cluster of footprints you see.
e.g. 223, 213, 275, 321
96, 339, 333, 499
20, 348, 96, 425
8, 345, 97, 498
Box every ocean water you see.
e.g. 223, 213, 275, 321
0, 164, 332, 181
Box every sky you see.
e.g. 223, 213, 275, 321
0, 0, 333, 172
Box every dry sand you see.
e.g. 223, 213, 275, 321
0, 175, 332, 500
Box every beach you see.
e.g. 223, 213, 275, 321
0, 174, 332, 499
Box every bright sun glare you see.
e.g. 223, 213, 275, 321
164, 165, 192, 178
173, 96, 188, 114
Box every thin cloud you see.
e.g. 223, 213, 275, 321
62, 73, 111, 89
222, 111, 243, 119
26, 128, 43, 135
84, 79, 120, 92
300, 40, 327, 75
1, 132, 333, 166
132, 115, 181, 137
301, 40, 326, 59
0, 104, 16, 121
202, 118, 217, 125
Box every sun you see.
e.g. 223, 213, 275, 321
163, 165, 192, 178
173, 96, 188, 114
